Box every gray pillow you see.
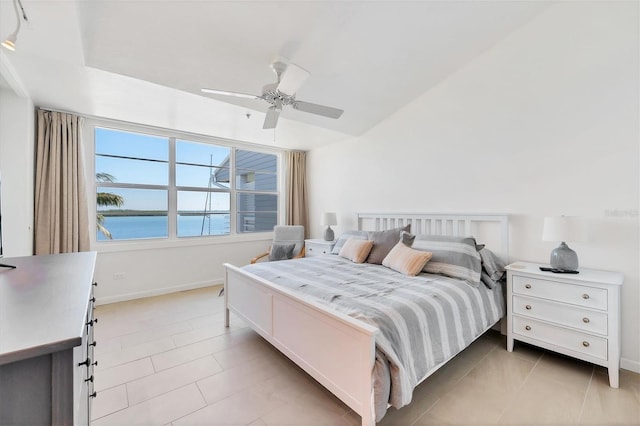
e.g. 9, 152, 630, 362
412, 235, 482, 285
479, 247, 506, 282
331, 230, 368, 254
269, 243, 295, 261
481, 271, 499, 289
401, 230, 416, 247
366, 225, 411, 265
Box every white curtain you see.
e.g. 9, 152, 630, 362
285, 151, 309, 238
34, 109, 90, 254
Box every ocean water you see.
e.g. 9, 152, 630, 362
97, 215, 230, 241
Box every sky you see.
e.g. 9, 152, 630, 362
95, 127, 235, 212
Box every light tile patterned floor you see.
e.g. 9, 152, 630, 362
91, 286, 640, 425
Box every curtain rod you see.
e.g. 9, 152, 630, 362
37, 106, 294, 154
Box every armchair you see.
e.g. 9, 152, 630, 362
251, 225, 306, 264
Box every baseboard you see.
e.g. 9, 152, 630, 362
95, 278, 223, 306
621, 357, 640, 374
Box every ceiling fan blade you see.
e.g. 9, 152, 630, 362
276, 63, 310, 96
292, 101, 344, 119
201, 88, 260, 100
263, 106, 281, 129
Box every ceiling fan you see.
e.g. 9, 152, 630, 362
201, 60, 344, 129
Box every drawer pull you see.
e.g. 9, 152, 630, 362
90, 391, 97, 398
525, 284, 532, 289
89, 296, 96, 303
583, 317, 590, 323
89, 341, 97, 347
93, 282, 98, 287
583, 341, 590, 347
525, 304, 532, 310
78, 357, 91, 367
582, 294, 590, 300
92, 360, 98, 367
86, 318, 98, 326
85, 375, 94, 383
525, 325, 531, 331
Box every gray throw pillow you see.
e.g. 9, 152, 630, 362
479, 247, 506, 282
269, 243, 295, 261
401, 230, 416, 247
366, 225, 411, 265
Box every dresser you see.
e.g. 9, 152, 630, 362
0, 252, 98, 425
506, 262, 623, 387
304, 239, 336, 257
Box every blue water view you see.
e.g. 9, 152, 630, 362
97, 214, 230, 241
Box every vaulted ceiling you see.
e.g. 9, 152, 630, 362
0, 1, 550, 147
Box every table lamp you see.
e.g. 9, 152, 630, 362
321, 212, 337, 241
542, 216, 587, 272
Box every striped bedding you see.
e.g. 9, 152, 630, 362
242, 255, 504, 418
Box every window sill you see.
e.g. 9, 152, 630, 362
93, 232, 273, 253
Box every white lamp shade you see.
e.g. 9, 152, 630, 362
321, 212, 337, 226
542, 216, 587, 243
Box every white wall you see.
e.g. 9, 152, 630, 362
0, 87, 34, 256
308, 2, 639, 371
93, 237, 271, 304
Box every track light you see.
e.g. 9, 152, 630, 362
2, 0, 28, 52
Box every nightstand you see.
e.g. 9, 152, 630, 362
506, 262, 623, 388
304, 239, 336, 257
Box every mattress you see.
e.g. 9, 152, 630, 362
243, 255, 504, 419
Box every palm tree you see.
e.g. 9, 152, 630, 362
97, 173, 124, 239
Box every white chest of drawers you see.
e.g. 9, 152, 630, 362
506, 262, 623, 388
304, 239, 336, 257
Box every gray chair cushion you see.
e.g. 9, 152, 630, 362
269, 243, 296, 261
273, 225, 305, 257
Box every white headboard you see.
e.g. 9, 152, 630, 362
356, 213, 509, 262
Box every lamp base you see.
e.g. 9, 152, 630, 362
549, 242, 578, 272
324, 226, 334, 242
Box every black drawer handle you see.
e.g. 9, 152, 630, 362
85, 375, 94, 383
86, 318, 98, 326
90, 391, 97, 398
92, 360, 98, 367
525, 305, 532, 310
78, 357, 91, 367
93, 282, 98, 287
583, 317, 590, 323
89, 341, 97, 347
582, 293, 590, 300
525, 325, 531, 331
89, 297, 96, 303
525, 284, 532, 289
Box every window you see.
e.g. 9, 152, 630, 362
95, 127, 279, 241
175, 140, 231, 237
236, 149, 278, 233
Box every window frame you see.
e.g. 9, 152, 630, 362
86, 119, 284, 252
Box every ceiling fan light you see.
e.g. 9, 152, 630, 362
1, 33, 17, 51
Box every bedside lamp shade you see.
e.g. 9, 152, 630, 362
542, 216, 586, 272
321, 212, 337, 241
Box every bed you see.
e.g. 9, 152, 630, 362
223, 213, 509, 425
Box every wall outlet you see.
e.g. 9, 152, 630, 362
113, 273, 125, 280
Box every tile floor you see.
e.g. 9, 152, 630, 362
91, 286, 640, 425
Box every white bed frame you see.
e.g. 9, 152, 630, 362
223, 213, 508, 426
